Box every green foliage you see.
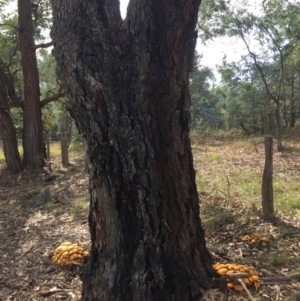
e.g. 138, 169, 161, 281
0, 0, 64, 152
31, 0, 52, 41
38, 49, 65, 138
10, 108, 23, 136
189, 52, 225, 132
197, 0, 300, 136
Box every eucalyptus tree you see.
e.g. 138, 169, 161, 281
0, 60, 23, 173
18, 0, 50, 168
198, 0, 300, 150
0, 9, 23, 173
189, 52, 224, 131
51, 0, 214, 300
0, 0, 63, 172
218, 59, 274, 134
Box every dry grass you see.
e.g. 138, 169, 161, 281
0, 141, 85, 171
193, 138, 300, 216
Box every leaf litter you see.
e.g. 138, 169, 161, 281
0, 158, 89, 301
0, 140, 300, 300
198, 140, 300, 300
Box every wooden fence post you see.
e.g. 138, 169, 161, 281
262, 136, 275, 220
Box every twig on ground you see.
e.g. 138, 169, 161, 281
237, 278, 255, 301
262, 273, 300, 283
15, 245, 34, 263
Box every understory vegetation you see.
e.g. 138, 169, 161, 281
192, 136, 300, 216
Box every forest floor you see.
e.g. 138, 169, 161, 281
0, 139, 300, 301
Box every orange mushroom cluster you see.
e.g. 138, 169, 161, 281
52, 242, 90, 265
213, 262, 261, 291
242, 233, 269, 246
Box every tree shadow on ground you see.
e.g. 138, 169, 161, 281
0, 160, 89, 300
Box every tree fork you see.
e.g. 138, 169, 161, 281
51, 0, 213, 300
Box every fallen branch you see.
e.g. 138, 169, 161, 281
229, 271, 300, 283
262, 273, 300, 283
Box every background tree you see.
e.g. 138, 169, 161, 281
39, 48, 66, 141
59, 109, 72, 166
18, 0, 47, 168
0, 64, 23, 173
0, 10, 23, 173
189, 52, 225, 133
0, 0, 64, 172
217, 59, 274, 135
198, 0, 300, 150
51, 0, 214, 300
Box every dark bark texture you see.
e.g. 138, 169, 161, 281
18, 0, 46, 169
51, 0, 213, 300
0, 66, 23, 173
0, 108, 23, 174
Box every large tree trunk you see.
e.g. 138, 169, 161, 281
0, 65, 23, 174
0, 109, 23, 173
18, 0, 46, 169
51, 0, 213, 300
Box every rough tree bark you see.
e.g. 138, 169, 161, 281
0, 66, 23, 173
51, 0, 213, 300
18, 0, 46, 168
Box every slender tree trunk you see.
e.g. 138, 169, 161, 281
18, 0, 46, 169
274, 102, 283, 151
59, 110, 72, 166
60, 133, 70, 165
51, 0, 213, 300
283, 97, 288, 127
290, 76, 295, 127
